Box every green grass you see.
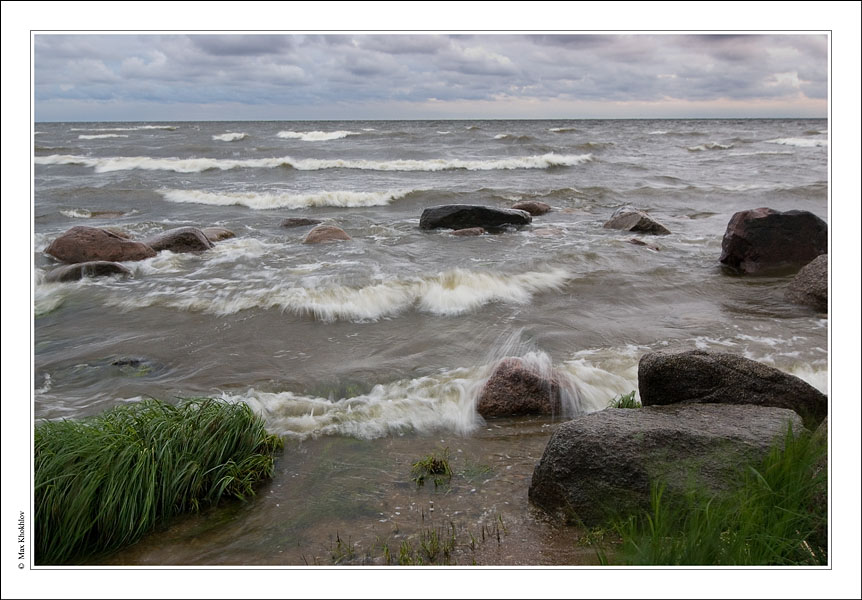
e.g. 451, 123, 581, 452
608, 390, 641, 409
34, 397, 283, 565
597, 426, 827, 565
410, 448, 453, 488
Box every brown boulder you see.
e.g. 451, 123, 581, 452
451, 227, 485, 236
303, 224, 351, 244
512, 201, 552, 216
719, 208, 827, 275
603, 207, 671, 235
785, 254, 828, 312
45, 226, 156, 264
477, 357, 562, 418
200, 227, 236, 242
44, 261, 132, 283
280, 217, 322, 228
145, 227, 215, 253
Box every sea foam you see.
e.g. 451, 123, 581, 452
158, 188, 414, 210
213, 132, 248, 142
277, 130, 358, 141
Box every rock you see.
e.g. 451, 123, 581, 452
419, 204, 532, 231
603, 207, 671, 235
44, 261, 132, 283
144, 227, 215, 253
785, 254, 828, 312
44, 226, 156, 264
628, 238, 660, 251
303, 224, 351, 244
528, 404, 803, 525
100, 227, 133, 239
451, 227, 485, 236
719, 207, 827, 275
477, 358, 562, 418
638, 349, 827, 429
200, 227, 236, 242
280, 217, 322, 228
512, 201, 552, 216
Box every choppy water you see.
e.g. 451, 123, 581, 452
33, 118, 828, 564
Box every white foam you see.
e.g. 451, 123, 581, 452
549, 127, 577, 133
69, 125, 177, 131
765, 137, 827, 148
158, 188, 414, 210
60, 208, 92, 218
78, 134, 129, 139
35, 153, 593, 173
212, 132, 248, 142
687, 142, 734, 151
277, 130, 357, 141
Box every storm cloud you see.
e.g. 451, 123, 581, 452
33, 33, 827, 120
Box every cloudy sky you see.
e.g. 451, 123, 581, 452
34, 33, 828, 121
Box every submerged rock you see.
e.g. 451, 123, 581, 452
303, 224, 351, 244
200, 227, 236, 242
638, 349, 827, 429
528, 404, 803, 525
477, 357, 562, 418
785, 254, 828, 312
511, 201, 552, 216
280, 217, 323, 228
44, 261, 132, 283
45, 226, 156, 264
451, 227, 485, 237
603, 207, 671, 235
145, 227, 215, 253
719, 207, 827, 275
419, 204, 531, 231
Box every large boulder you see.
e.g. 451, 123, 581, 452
785, 254, 828, 312
144, 227, 215, 253
303, 224, 351, 244
44, 226, 156, 264
512, 201, 551, 216
477, 357, 562, 418
719, 208, 827, 275
528, 404, 803, 525
200, 227, 236, 243
44, 261, 132, 283
603, 207, 671, 235
419, 205, 531, 231
638, 350, 827, 429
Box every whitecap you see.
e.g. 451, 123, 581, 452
158, 188, 414, 210
687, 142, 734, 152
765, 137, 827, 148
212, 132, 248, 142
277, 130, 358, 141
78, 134, 129, 139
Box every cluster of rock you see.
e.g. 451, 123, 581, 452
527, 349, 827, 525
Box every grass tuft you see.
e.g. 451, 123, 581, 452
608, 390, 641, 409
410, 448, 453, 488
34, 397, 283, 564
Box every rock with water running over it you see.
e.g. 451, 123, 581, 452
200, 227, 236, 243
451, 227, 485, 237
638, 349, 827, 429
303, 224, 352, 244
603, 207, 671, 235
44, 261, 132, 283
528, 403, 803, 526
45, 226, 156, 264
785, 254, 828, 313
719, 207, 827, 275
477, 357, 563, 418
144, 227, 215, 253
419, 204, 532, 231
511, 201, 552, 216
280, 217, 323, 229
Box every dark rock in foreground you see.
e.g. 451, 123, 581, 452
477, 357, 562, 418
45, 226, 156, 264
638, 349, 827, 429
200, 227, 236, 242
145, 227, 215, 253
280, 217, 322, 228
603, 207, 671, 235
785, 254, 828, 312
528, 404, 803, 525
512, 201, 551, 216
719, 207, 827, 275
419, 204, 531, 231
303, 224, 351, 244
44, 261, 132, 283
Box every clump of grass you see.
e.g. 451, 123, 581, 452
599, 426, 827, 565
608, 390, 641, 409
410, 448, 453, 488
34, 397, 283, 565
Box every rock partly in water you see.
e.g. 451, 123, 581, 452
628, 238, 660, 251
477, 357, 562, 418
528, 403, 803, 525
451, 227, 485, 237
603, 207, 671, 235
419, 204, 531, 231
200, 227, 236, 242
43, 261, 132, 283
280, 217, 323, 228
44, 226, 156, 264
512, 201, 552, 216
145, 227, 215, 253
719, 207, 827, 275
638, 349, 827, 429
303, 224, 352, 244
785, 254, 828, 313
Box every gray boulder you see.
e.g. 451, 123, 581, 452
603, 207, 671, 235
785, 254, 828, 312
280, 217, 322, 228
638, 350, 827, 429
145, 227, 214, 253
528, 404, 803, 525
45, 226, 156, 264
419, 205, 531, 231
44, 261, 132, 283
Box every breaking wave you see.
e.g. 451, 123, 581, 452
158, 188, 416, 210
277, 130, 358, 141
213, 132, 248, 142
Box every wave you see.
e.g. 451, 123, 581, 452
765, 137, 826, 148
213, 132, 248, 142
69, 125, 178, 131
78, 134, 129, 140
158, 188, 416, 210
105, 267, 572, 321
34, 153, 594, 173
549, 127, 577, 133
687, 142, 734, 152
277, 130, 358, 141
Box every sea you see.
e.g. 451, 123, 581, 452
32, 118, 829, 565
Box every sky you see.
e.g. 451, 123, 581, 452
33, 33, 829, 121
